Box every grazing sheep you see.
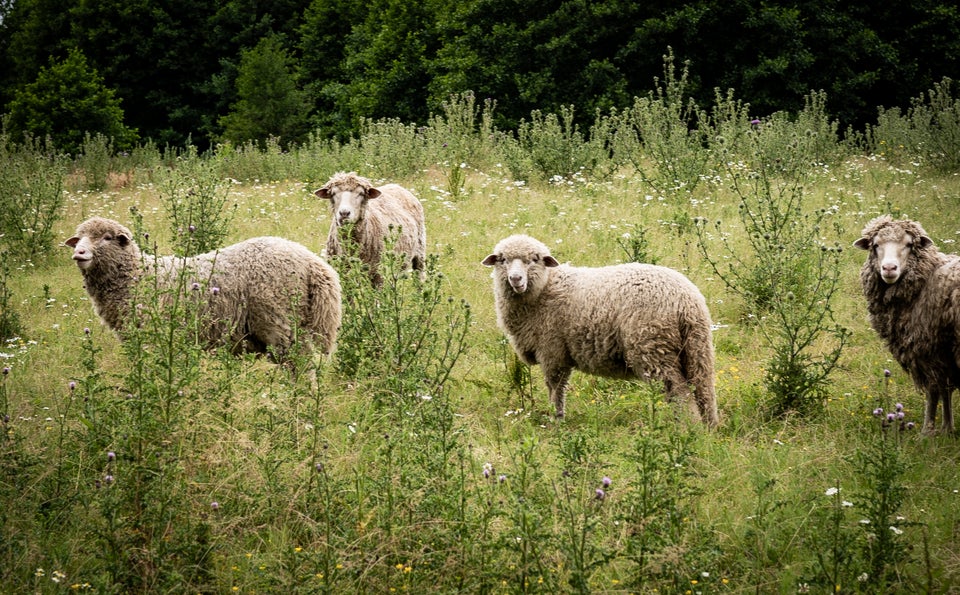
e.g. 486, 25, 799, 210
66, 217, 342, 362
482, 234, 719, 426
854, 215, 960, 433
315, 171, 426, 286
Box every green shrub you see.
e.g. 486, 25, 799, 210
5, 49, 137, 155
695, 129, 848, 417
158, 147, 236, 256
0, 134, 66, 262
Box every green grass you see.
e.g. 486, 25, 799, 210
4, 144, 960, 594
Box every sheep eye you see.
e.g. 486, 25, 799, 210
103, 234, 113, 241
532, 255, 539, 263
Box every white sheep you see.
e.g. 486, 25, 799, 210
482, 234, 719, 426
854, 215, 960, 433
66, 216, 342, 363
315, 171, 426, 286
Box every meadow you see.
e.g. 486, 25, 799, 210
3, 86, 960, 594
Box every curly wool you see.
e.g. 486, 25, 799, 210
317, 171, 426, 286
67, 217, 342, 359
483, 234, 718, 426
855, 215, 960, 432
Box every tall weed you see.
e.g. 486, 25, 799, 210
626, 49, 711, 197
0, 134, 66, 262
158, 147, 236, 255
695, 126, 848, 417
868, 77, 960, 172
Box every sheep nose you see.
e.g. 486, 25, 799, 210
72, 247, 87, 259
881, 263, 898, 274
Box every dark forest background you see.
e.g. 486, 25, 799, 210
1, 0, 958, 153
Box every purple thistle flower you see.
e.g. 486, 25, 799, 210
895, 402, 903, 412
107, 451, 116, 462
906, 422, 916, 430
191, 282, 200, 291
872, 408, 884, 417
884, 369, 891, 378
188, 225, 196, 233
750, 118, 761, 126
210, 501, 219, 511
83, 327, 90, 335
601, 476, 612, 488
68, 381, 76, 391
498, 474, 507, 484
595, 488, 606, 500
211, 286, 220, 295
886, 413, 896, 423
2, 367, 9, 375
896, 411, 905, 420
104, 474, 114, 485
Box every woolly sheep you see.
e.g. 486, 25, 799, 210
482, 234, 719, 426
854, 215, 960, 433
66, 217, 342, 362
316, 171, 426, 286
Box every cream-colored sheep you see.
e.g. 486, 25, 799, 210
316, 171, 426, 286
482, 234, 718, 426
66, 217, 341, 362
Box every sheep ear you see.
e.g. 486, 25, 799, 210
366, 187, 382, 199
543, 255, 560, 267
918, 235, 933, 249
481, 254, 498, 266
314, 188, 332, 200
853, 237, 871, 250
116, 233, 130, 246
65, 236, 79, 248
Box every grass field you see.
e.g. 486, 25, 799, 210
3, 100, 960, 594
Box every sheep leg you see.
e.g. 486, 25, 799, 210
543, 365, 573, 419
663, 371, 702, 424
942, 390, 955, 433
923, 388, 947, 434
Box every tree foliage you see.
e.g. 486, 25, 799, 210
219, 35, 311, 148
0, 0, 958, 149
5, 49, 137, 154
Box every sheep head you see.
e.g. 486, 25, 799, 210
65, 217, 138, 272
315, 171, 381, 226
482, 234, 559, 296
854, 215, 933, 285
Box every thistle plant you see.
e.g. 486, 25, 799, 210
850, 371, 914, 590
0, 257, 23, 342
87, 256, 219, 591
625, 48, 710, 198
694, 122, 849, 417
333, 231, 470, 408
0, 134, 66, 261
159, 147, 235, 256
618, 386, 708, 591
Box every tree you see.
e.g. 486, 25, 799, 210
5, 49, 137, 154
219, 35, 312, 148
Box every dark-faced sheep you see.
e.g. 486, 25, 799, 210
854, 215, 960, 433
316, 171, 426, 287
482, 234, 719, 427
66, 217, 342, 363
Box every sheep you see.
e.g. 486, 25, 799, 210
66, 216, 342, 364
315, 171, 426, 286
854, 215, 960, 433
482, 234, 719, 426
